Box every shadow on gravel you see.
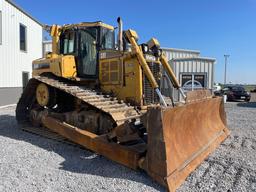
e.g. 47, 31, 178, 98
237, 102, 256, 108
0, 114, 164, 191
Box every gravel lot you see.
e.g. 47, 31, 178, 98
0, 95, 255, 192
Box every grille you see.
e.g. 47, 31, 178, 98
101, 60, 120, 84
143, 62, 160, 105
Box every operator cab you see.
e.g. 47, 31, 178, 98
58, 22, 115, 79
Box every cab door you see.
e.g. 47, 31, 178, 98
77, 28, 99, 78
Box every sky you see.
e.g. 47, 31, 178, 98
14, 0, 256, 84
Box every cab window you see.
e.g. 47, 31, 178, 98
60, 31, 75, 54
101, 28, 114, 49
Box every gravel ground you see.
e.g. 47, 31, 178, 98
0, 95, 255, 192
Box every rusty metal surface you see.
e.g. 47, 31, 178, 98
16, 75, 144, 170
143, 97, 230, 192
186, 89, 212, 103
42, 116, 141, 170
16, 76, 230, 192
22, 125, 77, 146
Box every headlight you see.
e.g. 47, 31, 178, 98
153, 48, 163, 57
141, 44, 149, 53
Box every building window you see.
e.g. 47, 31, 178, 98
20, 24, 27, 51
0, 11, 2, 45
22, 72, 29, 89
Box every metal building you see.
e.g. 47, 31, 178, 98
0, 0, 43, 106
42, 40, 52, 56
162, 48, 215, 101
162, 47, 200, 59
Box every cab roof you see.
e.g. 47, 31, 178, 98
62, 21, 114, 30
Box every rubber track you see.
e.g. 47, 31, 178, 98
16, 75, 140, 126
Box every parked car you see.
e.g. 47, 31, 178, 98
213, 84, 222, 92
251, 87, 256, 93
213, 84, 222, 96
221, 85, 251, 102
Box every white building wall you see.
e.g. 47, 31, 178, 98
173, 59, 215, 88
0, 0, 42, 88
167, 58, 215, 101
160, 47, 216, 102
162, 48, 200, 60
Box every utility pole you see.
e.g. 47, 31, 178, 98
224, 55, 230, 85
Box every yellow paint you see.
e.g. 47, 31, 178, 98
32, 22, 174, 107
99, 58, 122, 85
50, 25, 62, 56
100, 56, 143, 106
160, 55, 181, 88
36, 83, 50, 107
125, 30, 159, 89
32, 55, 77, 79
147, 38, 160, 49
63, 22, 114, 30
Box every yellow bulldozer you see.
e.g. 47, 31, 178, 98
16, 18, 230, 191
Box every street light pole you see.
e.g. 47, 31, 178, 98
224, 54, 230, 85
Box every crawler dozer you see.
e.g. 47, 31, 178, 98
16, 18, 230, 191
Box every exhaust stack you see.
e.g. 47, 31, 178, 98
117, 17, 123, 51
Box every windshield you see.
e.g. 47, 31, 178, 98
101, 28, 114, 49
231, 86, 245, 91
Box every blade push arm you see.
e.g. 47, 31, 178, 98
125, 30, 167, 107
48, 25, 62, 56
147, 38, 186, 100
160, 54, 186, 100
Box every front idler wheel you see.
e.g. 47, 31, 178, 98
36, 83, 56, 108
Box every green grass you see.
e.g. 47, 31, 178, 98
244, 85, 256, 92
216, 84, 256, 92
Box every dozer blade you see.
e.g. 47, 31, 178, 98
141, 96, 230, 192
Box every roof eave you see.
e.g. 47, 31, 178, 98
5, 0, 43, 27
171, 57, 216, 62
162, 47, 200, 54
